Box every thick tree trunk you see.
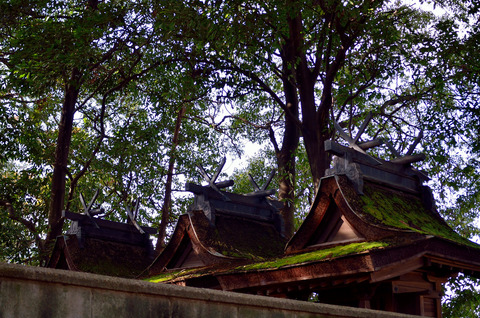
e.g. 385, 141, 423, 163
297, 55, 331, 191
46, 69, 81, 258
295, 1, 356, 191
299, 62, 332, 191
302, 131, 331, 191
275, 8, 302, 238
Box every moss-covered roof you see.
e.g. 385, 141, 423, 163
145, 240, 393, 283
56, 235, 154, 278
148, 268, 204, 283
189, 211, 287, 261
340, 179, 479, 249
235, 240, 389, 271
146, 176, 480, 285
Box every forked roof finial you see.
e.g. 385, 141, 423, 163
333, 112, 381, 166
124, 199, 145, 234
79, 190, 103, 229
246, 169, 276, 197
327, 112, 428, 194
196, 157, 234, 201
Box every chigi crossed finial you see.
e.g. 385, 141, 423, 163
79, 190, 103, 229
75, 189, 146, 235
186, 157, 283, 233
326, 112, 428, 194
334, 112, 375, 154
246, 169, 276, 197
332, 112, 426, 166
196, 157, 234, 201
124, 199, 145, 234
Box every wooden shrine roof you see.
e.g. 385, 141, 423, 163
145, 123, 478, 316
48, 207, 157, 278
148, 209, 287, 276
286, 175, 477, 252
48, 234, 155, 278
148, 163, 287, 277
146, 175, 480, 292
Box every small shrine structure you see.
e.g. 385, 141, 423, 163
147, 158, 287, 281
147, 117, 480, 318
48, 191, 157, 278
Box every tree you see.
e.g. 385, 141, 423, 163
1, 1, 480, 312
223, 1, 480, 311
443, 275, 480, 318
169, 0, 456, 236
159, 6, 480, 315
0, 0, 227, 263
0, 0, 161, 262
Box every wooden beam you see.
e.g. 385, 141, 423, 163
427, 255, 480, 273
370, 257, 424, 283
390, 154, 426, 165
358, 139, 383, 150
392, 280, 432, 294
286, 193, 331, 253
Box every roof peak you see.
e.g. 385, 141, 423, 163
326, 113, 428, 194
186, 158, 285, 235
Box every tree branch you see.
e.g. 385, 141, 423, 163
1, 200, 44, 252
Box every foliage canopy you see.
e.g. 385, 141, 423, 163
1, 0, 480, 311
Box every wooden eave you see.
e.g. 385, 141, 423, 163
47, 236, 80, 271
149, 174, 480, 299
286, 176, 401, 253
159, 235, 480, 295
216, 251, 376, 292
149, 213, 230, 275
150, 208, 287, 276
287, 175, 477, 256
148, 214, 190, 274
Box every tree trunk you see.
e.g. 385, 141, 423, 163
275, 8, 302, 238
299, 63, 332, 191
302, 130, 332, 191
45, 69, 81, 259
296, 1, 356, 191
155, 104, 187, 253
277, 143, 297, 238
275, 89, 299, 238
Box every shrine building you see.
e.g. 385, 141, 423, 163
48, 124, 480, 317
146, 134, 480, 318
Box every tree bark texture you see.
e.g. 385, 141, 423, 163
46, 69, 81, 252
290, 0, 366, 192
275, 8, 301, 238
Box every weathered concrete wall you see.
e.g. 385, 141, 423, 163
0, 262, 420, 318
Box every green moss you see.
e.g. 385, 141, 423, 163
235, 241, 390, 271
146, 268, 200, 283
359, 184, 479, 248
146, 241, 392, 282
221, 250, 267, 260
146, 180, 480, 284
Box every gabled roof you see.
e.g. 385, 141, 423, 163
148, 173, 288, 277
148, 210, 287, 276
147, 175, 480, 293
146, 134, 480, 316
48, 211, 156, 278
146, 139, 480, 316
286, 175, 476, 253
48, 234, 155, 278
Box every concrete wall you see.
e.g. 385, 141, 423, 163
0, 263, 420, 318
